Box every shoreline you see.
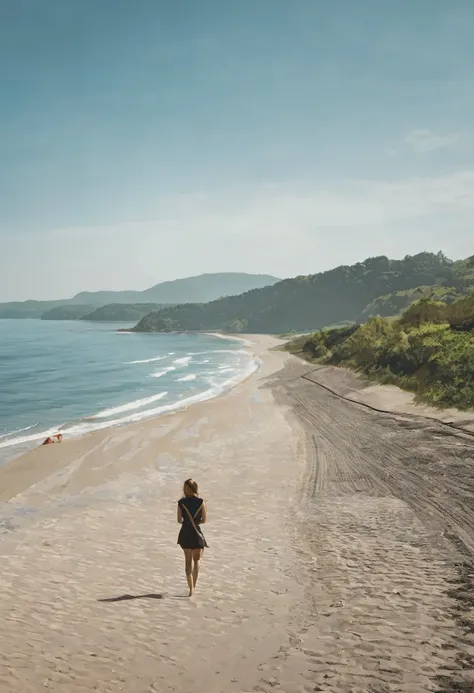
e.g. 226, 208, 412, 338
0, 334, 281, 503
0, 334, 306, 693
0, 331, 261, 470
2, 333, 474, 691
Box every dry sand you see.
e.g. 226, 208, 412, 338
1, 336, 474, 692
298, 362, 474, 434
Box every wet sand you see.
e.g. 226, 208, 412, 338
1, 336, 473, 692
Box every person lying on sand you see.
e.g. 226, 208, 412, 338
42, 434, 63, 445
177, 479, 208, 597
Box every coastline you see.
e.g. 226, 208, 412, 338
0, 335, 279, 504
0, 330, 260, 470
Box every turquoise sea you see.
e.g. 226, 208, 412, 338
0, 320, 258, 466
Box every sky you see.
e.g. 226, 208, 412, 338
0, 0, 473, 301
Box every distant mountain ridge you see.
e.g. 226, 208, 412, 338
0, 273, 281, 320
69, 273, 282, 306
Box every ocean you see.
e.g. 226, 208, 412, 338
0, 320, 258, 466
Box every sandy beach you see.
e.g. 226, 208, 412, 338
1, 335, 474, 692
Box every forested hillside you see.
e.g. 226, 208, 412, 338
82, 303, 164, 322
41, 305, 95, 320
134, 252, 473, 334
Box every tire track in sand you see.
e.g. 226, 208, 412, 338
267, 361, 474, 693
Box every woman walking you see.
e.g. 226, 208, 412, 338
177, 479, 208, 596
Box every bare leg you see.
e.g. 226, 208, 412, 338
183, 549, 194, 596
192, 549, 203, 591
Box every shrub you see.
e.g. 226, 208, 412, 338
285, 291, 474, 409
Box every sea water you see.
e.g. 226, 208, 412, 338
0, 320, 258, 466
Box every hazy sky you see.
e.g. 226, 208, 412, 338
1, 0, 473, 300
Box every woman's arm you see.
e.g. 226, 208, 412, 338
177, 504, 183, 524
200, 501, 207, 524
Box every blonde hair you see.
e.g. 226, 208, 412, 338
183, 479, 199, 497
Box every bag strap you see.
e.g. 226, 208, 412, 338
182, 503, 203, 536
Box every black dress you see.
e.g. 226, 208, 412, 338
177, 496, 208, 549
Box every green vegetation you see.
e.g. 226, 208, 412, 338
82, 303, 165, 322
285, 293, 474, 410
448, 293, 474, 332
134, 252, 473, 334
134, 306, 250, 333
41, 305, 95, 320
359, 285, 462, 321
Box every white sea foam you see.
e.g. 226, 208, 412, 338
173, 356, 192, 367
56, 359, 259, 436
192, 348, 249, 358
151, 366, 176, 378
0, 426, 64, 450
206, 332, 253, 347
91, 392, 168, 419
176, 374, 197, 382
0, 422, 39, 441
127, 355, 167, 364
